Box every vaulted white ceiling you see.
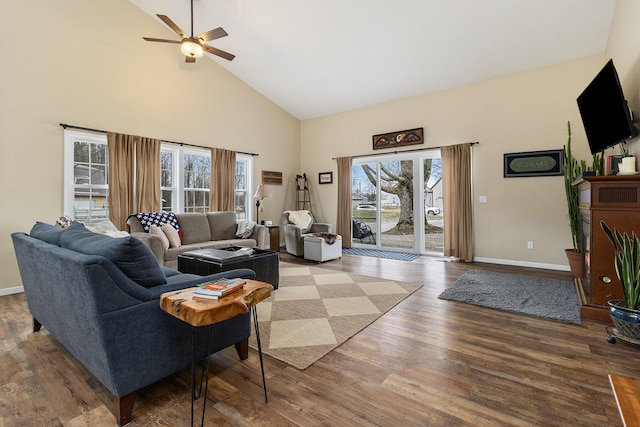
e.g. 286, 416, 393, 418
128, 0, 617, 120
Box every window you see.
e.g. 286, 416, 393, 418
159, 146, 252, 215
65, 130, 252, 219
235, 156, 252, 221
183, 151, 211, 213
160, 149, 176, 211
64, 130, 109, 222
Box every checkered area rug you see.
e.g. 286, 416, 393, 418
249, 262, 422, 369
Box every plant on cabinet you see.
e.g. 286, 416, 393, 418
601, 220, 640, 341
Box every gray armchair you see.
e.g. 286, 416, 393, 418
283, 210, 332, 256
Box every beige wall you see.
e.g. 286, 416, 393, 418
607, 0, 640, 142
0, 0, 300, 291
3, 1, 639, 290
301, 0, 640, 269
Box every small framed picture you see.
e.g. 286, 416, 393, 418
319, 172, 333, 184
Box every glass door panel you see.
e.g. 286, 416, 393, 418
379, 159, 414, 250
352, 162, 378, 245
424, 157, 444, 253
351, 152, 443, 256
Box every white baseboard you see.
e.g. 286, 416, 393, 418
473, 257, 570, 272
0, 286, 24, 296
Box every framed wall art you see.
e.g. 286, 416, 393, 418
262, 170, 282, 185
503, 149, 564, 178
373, 127, 423, 150
319, 172, 333, 184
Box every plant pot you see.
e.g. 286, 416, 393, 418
609, 300, 640, 341
565, 248, 583, 279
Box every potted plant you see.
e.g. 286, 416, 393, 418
600, 220, 640, 341
563, 121, 603, 277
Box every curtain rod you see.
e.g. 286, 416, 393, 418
59, 123, 259, 156
332, 141, 479, 160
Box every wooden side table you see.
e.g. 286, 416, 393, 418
160, 281, 272, 425
266, 225, 280, 252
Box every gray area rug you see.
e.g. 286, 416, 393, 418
342, 248, 420, 261
438, 270, 581, 325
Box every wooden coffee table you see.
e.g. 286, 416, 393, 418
160, 280, 272, 426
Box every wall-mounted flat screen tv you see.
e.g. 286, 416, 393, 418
577, 59, 637, 154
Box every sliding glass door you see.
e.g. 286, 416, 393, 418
351, 150, 442, 255
424, 156, 444, 254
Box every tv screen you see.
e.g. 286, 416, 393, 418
577, 59, 636, 154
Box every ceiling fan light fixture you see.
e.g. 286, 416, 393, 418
181, 38, 203, 58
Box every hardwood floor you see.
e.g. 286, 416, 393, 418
2, 253, 638, 426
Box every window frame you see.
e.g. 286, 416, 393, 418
64, 130, 109, 221
64, 131, 253, 220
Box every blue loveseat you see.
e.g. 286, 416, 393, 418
11, 221, 256, 426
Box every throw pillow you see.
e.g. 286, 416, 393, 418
82, 220, 119, 234
236, 221, 256, 239
60, 222, 166, 288
285, 210, 313, 229
104, 230, 130, 238
30, 222, 65, 246
161, 223, 182, 248
149, 225, 170, 250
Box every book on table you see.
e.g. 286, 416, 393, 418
194, 278, 246, 299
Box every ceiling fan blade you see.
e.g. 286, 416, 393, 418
185, 56, 196, 63
196, 27, 228, 43
156, 14, 187, 39
143, 37, 181, 44
203, 44, 235, 61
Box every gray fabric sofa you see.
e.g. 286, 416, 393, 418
11, 221, 256, 426
128, 211, 269, 269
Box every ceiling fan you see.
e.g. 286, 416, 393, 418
143, 0, 235, 63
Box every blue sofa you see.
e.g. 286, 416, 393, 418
11, 222, 256, 426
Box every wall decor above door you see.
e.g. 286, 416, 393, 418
372, 128, 423, 150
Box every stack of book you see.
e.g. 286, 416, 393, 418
194, 278, 246, 300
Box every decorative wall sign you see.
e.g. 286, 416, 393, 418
373, 127, 423, 150
319, 172, 333, 184
262, 170, 282, 185
503, 149, 564, 177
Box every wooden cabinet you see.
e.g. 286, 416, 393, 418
574, 175, 640, 321
266, 225, 280, 252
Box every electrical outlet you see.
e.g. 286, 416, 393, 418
527, 241, 534, 250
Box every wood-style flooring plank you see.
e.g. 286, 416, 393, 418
1, 253, 638, 426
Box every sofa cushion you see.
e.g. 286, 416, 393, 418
30, 222, 65, 246
207, 211, 238, 240
178, 213, 212, 244
236, 221, 256, 239
60, 222, 167, 288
